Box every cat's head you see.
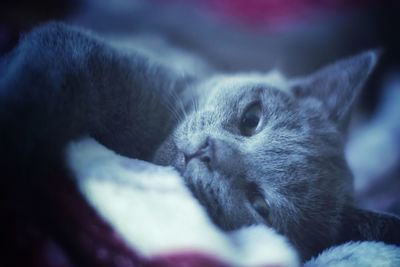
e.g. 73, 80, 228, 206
154, 51, 378, 259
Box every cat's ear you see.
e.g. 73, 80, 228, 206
291, 50, 379, 131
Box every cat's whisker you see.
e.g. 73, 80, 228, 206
171, 103, 184, 123
167, 88, 187, 123
162, 95, 182, 123
191, 94, 199, 114
177, 93, 189, 121
162, 84, 187, 123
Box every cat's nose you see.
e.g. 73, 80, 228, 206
184, 137, 212, 165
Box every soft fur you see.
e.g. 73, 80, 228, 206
1, 22, 400, 265
152, 48, 392, 259
305, 241, 400, 267
67, 138, 400, 267
68, 137, 300, 267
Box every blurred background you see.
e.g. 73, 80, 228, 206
1, 0, 399, 215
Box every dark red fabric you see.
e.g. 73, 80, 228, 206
0, 167, 239, 267
146, 252, 230, 267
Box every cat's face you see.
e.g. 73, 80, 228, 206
153, 51, 377, 259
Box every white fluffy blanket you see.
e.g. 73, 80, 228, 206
67, 138, 400, 267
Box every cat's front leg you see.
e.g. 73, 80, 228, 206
0, 22, 185, 175
0, 22, 188, 267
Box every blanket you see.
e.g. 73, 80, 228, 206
66, 138, 400, 267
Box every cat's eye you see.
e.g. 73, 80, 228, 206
251, 195, 270, 222
246, 182, 271, 225
240, 102, 262, 136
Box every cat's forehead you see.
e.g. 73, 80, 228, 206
197, 71, 290, 107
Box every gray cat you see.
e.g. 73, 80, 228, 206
152, 50, 397, 260
1, 23, 399, 264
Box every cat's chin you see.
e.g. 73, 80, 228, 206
180, 159, 268, 232
183, 157, 212, 175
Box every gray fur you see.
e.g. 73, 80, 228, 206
1, 22, 398, 263
154, 53, 379, 259
0, 22, 188, 167
304, 241, 400, 267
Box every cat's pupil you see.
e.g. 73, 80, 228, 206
240, 103, 261, 136
243, 114, 259, 128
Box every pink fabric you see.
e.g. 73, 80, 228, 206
156, 0, 380, 27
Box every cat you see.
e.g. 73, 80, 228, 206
152, 52, 400, 260
0, 22, 399, 264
